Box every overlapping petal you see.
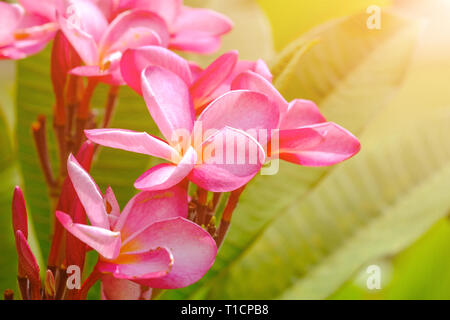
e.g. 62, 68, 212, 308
67, 154, 109, 229
280, 99, 326, 129
97, 247, 173, 280
115, 187, 188, 238
196, 90, 280, 141
232, 71, 288, 117
141, 66, 195, 142
85, 128, 177, 161
121, 46, 193, 94
190, 127, 265, 192
170, 6, 232, 54
56, 211, 121, 260
278, 122, 361, 166
121, 217, 217, 289
134, 147, 197, 192
190, 51, 238, 109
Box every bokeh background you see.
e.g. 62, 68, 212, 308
0, 0, 449, 299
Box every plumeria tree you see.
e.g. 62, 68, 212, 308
2, 0, 446, 301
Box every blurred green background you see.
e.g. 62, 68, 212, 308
1, 0, 449, 300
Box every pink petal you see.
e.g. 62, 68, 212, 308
141, 66, 195, 142
67, 154, 110, 229
85, 129, 177, 162
98, 247, 173, 280
70, 65, 124, 85
99, 9, 169, 56
57, 12, 99, 65
18, 0, 61, 21
280, 99, 326, 129
62, 0, 108, 42
190, 51, 238, 109
101, 275, 151, 300
119, 0, 182, 26
12, 187, 28, 239
121, 46, 193, 94
190, 127, 265, 192
121, 217, 217, 289
279, 122, 361, 166
174, 7, 232, 36
196, 90, 280, 142
134, 147, 197, 191
231, 71, 288, 117
0, 3, 23, 44
115, 187, 188, 240
56, 211, 121, 260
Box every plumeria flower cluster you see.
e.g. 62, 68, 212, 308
2, 0, 360, 300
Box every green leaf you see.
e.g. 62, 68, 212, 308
211, 107, 450, 299
161, 11, 418, 300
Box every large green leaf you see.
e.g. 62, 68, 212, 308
211, 107, 450, 299
0, 61, 20, 293
0, 60, 42, 294
16, 48, 161, 264
161, 11, 418, 300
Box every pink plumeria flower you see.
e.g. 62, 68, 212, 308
56, 155, 217, 297
85, 65, 279, 192
57, 0, 169, 84
0, 1, 58, 60
121, 47, 271, 113
95, 0, 233, 54
232, 71, 361, 166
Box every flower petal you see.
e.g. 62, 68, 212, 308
56, 211, 121, 260
170, 7, 232, 54
121, 217, 217, 289
57, 12, 99, 65
121, 46, 193, 94
197, 90, 280, 142
279, 122, 361, 166
134, 147, 197, 191
115, 187, 188, 240
101, 275, 152, 300
85, 128, 177, 162
99, 9, 169, 55
141, 66, 195, 142
98, 247, 173, 280
190, 127, 265, 192
231, 71, 288, 116
280, 99, 326, 129
67, 154, 110, 229
170, 33, 221, 55
190, 51, 238, 110
18, 0, 61, 21
0, 3, 23, 44
62, 0, 108, 41
12, 187, 28, 239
